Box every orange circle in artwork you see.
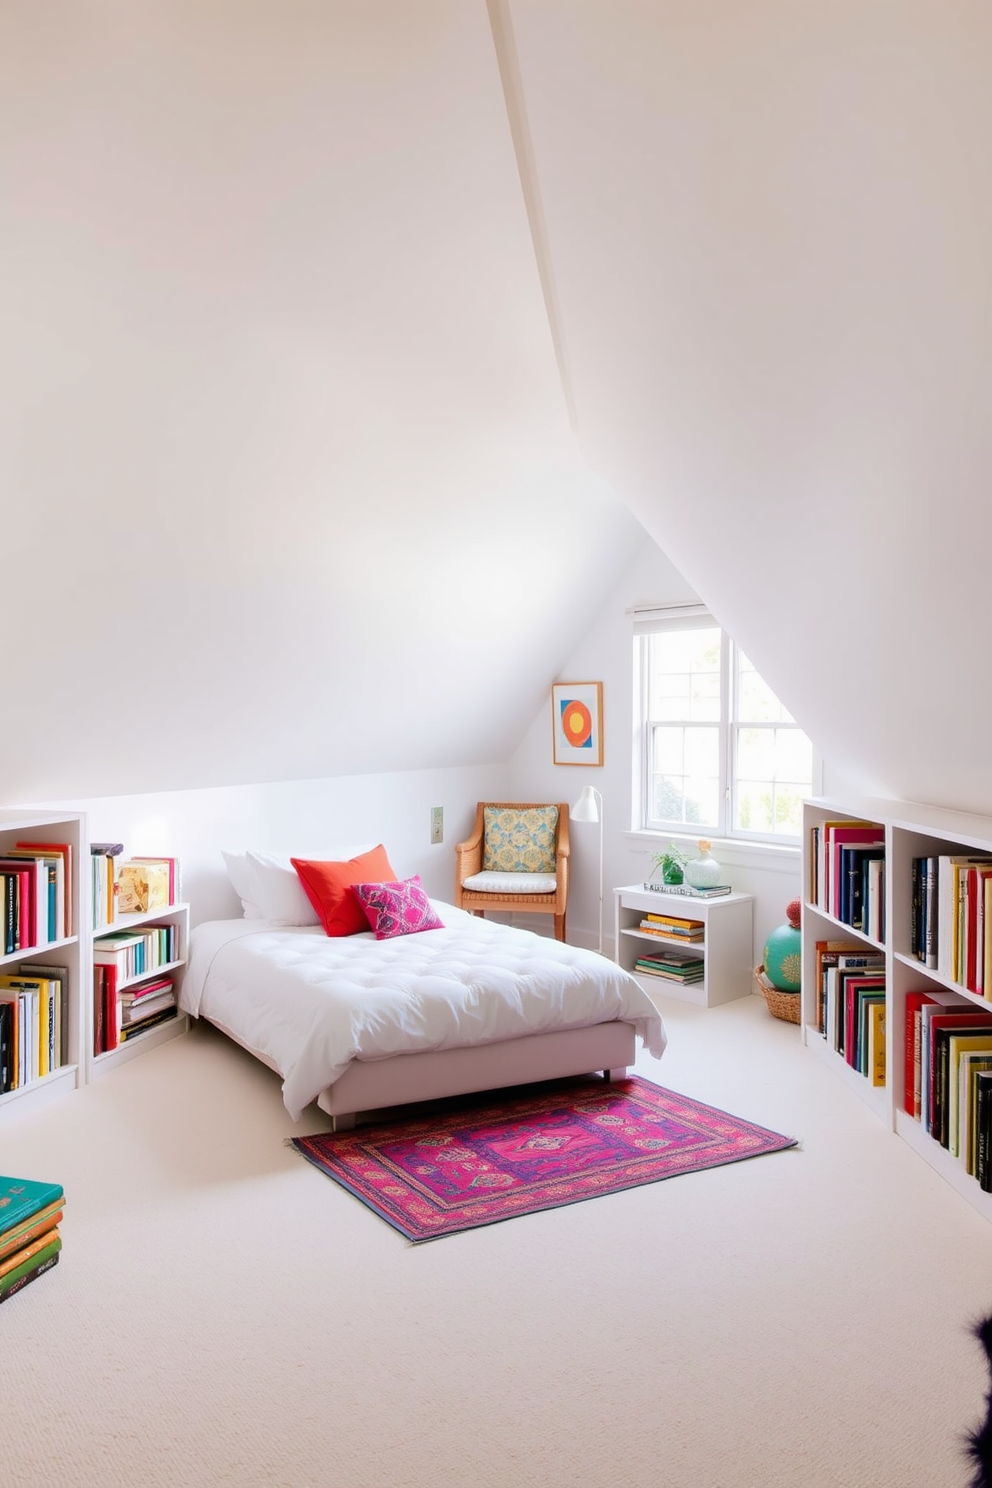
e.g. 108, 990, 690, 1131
561, 700, 592, 747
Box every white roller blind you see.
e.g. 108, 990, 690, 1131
628, 603, 712, 636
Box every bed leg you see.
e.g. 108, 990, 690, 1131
331, 1112, 356, 1132
604, 1067, 628, 1083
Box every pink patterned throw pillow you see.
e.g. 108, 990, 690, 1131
352, 876, 444, 940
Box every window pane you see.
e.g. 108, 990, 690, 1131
733, 726, 812, 837
736, 727, 775, 780
648, 627, 721, 723
649, 724, 719, 829
651, 726, 685, 776
735, 781, 774, 834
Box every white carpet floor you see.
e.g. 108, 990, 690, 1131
3, 990, 991, 1488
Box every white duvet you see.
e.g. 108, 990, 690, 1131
182, 902, 667, 1120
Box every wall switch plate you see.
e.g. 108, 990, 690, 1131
430, 806, 443, 845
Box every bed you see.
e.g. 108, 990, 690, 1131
181, 900, 667, 1127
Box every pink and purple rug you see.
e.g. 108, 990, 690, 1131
290, 1077, 797, 1242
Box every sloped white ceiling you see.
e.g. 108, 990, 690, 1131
0, 1, 645, 800
6, 2, 989, 814
507, 0, 992, 815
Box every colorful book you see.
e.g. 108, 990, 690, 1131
0, 1201, 63, 1263
948, 1036, 992, 1159
0, 1226, 59, 1282
0, 1238, 60, 1303
28, 965, 69, 1068
14, 842, 72, 938
868, 1001, 886, 1087
0, 1175, 64, 1236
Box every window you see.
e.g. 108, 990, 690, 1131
633, 606, 815, 844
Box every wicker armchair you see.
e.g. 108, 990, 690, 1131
454, 801, 570, 941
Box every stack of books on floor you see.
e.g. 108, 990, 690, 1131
635, 945, 705, 985
0, 1175, 63, 1304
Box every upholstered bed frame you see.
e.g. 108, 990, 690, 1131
316, 1021, 637, 1130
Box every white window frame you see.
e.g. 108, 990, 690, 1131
632, 604, 818, 847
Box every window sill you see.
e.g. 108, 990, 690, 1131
623, 830, 800, 876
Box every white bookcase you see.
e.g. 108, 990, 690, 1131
88, 901, 190, 1079
803, 794, 992, 1224
0, 808, 86, 1117
613, 883, 754, 1007
0, 809, 191, 1120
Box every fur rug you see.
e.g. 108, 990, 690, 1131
967, 1315, 992, 1487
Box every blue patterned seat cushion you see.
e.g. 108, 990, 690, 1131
482, 806, 559, 874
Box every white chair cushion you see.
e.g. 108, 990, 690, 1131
461, 871, 557, 894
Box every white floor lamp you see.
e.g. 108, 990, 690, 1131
571, 784, 604, 955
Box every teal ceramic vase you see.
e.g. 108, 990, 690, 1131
764, 898, 802, 992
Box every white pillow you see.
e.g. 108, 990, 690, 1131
222, 845, 376, 925
244, 849, 320, 926
221, 850, 263, 919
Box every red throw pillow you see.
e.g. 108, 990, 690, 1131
291, 845, 396, 937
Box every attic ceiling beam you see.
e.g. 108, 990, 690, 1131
486, 0, 578, 434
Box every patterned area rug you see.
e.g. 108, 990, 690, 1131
289, 1077, 798, 1242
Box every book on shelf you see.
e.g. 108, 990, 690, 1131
0, 1237, 60, 1304
817, 822, 884, 918
641, 882, 731, 898
947, 1035, 992, 1159
639, 913, 704, 935
118, 1004, 179, 1041
638, 923, 704, 943
867, 1001, 886, 1087
634, 961, 704, 984
840, 973, 885, 1068
961, 1054, 992, 1176
14, 842, 72, 938
635, 951, 704, 973
821, 953, 885, 1052
932, 1017, 992, 1148
0, 1175, 64, 1234
94, 923, 179, 982
90, 843, 123, 930
837, 844, 885, 932
976, 1071, 992, 1192
119, 989, 175, 1028
1, 973, 60, 1080
28, 964, 70, 1068
92, 964, 120, 1056
0, 976, 51, 1084
923, 1009, 992, 1139
0, 862, 32, 954
911, 992, 972, 1125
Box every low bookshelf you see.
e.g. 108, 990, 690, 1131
613, 883, 753, 1008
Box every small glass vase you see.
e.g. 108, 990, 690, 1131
662, 860, 684, 886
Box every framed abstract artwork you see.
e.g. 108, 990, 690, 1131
551, 681, 603, 766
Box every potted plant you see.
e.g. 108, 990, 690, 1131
648, 842, 691, 887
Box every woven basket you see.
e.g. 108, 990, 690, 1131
754, 964, 800, 1025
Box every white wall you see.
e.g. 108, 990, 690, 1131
38, 763, 510, 928
510, 539, 803, 966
